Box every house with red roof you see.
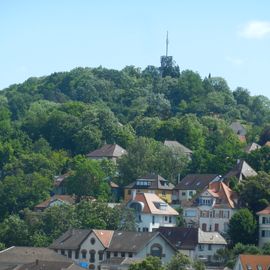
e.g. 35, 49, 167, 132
182, 181, 239, 234
233, 254, 270, 270
126, 192, 178, 232
257, 205, 270, 247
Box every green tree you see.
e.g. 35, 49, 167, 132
166, 252, 192, 270
129, 256, 164, 270
228, 209, 257, 245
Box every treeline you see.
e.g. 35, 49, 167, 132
0, 65, 270, 248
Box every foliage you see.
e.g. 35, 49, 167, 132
129, 256, 164, 270
228, 208, 257, 245
165, 252, 192, 270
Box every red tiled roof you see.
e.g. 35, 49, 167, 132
257, 205, 270, 215
34, 195, 75, 210
93, 230, 114, 248
239, 254, 270, 268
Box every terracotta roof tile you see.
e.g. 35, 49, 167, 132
257, 205, 270, 215
239, 254, 270, 268
34, 195, 76, 210
93, 230, 114, 248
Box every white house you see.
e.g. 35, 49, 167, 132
50, 229, 177, 269
126, 192, 179, 232
183, 181, 238, 234
158, 227, 227, 264
257, 205, 270, 248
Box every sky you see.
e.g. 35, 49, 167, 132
1, 1, 270, 98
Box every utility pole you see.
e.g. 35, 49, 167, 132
166, 31, 169, 57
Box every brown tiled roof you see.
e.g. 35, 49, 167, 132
174, 174, 219, 190
158, 227, 198, 250
223, 160, 257, 182
0, 247, 70, 266
93, 230, 114, 248
128, 193, 178, 216
125, 174, 174, 190
257, 205, 270, 215
107, 231, 176, 253
34, 195, 75, 210
49, 229, 91, 250
16, 261, 83, 270
53, 173, 71, 187
239, 254, 270, 268
164, 140, 193, 154
86, 144, 127, 158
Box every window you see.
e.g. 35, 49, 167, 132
199, 244, 204, 251
90, 238, 96, 245
61, 250, 65, 256
107, 251, 111, 259
261, 230, 270, 237
150, 244, 162, 258
182, 192, 186, 196
165, 216, 168, 221
114, 252, 118, 257
75, 250, 79, 259
169, 217, 172, 223
128, 190, 131, 195
152, 216, 155, 225
90, 250, 95, 263
185, 210, 196, 217
162, 191, 166, 195
128, 252, 133, 258
214, 223, 219, 232
143, 227, 149, 232
208, 244, 212, 251
189, 191, 193, 196
81, 250, 87, 259
202, 223, 207, 231
98, 251, 103, 261
257, 265, 263, 270
68, 250, 72, 258
121, 252, 125, 257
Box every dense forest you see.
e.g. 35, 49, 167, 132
0, 64, 270, 249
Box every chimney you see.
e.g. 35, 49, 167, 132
131, 190, 137, 200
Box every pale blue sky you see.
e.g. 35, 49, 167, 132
1, 1, 270, 98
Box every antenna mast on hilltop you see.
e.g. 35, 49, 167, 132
166, 31, 169, 57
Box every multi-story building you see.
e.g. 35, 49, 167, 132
182, 181, 238, 234
233, 254, 270, 270
173, 174, 221, 204
124, 174, 174, 203
50, 229, 177, 269
126, 192, 178, 232
257, 205, 270, 247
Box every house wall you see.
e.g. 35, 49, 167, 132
56, 231, 106, 269
137, 214, 177, 232
178, 189, 196, 202
195, 244, 226, 262
135, 234, 176, 264
124, 189, 172, 203
233, 257, 242, 270
179, 248, 195, 259
258, 214, 270, 247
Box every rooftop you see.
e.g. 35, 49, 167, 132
86, 144, 127, 158
198, 229, 227, 245
164, 140, 193, 154
239, 254, 270, 269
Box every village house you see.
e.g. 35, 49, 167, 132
126, 192, 178, 232
0, 246, 82, 270
124, 174, 174, 203
222, 159, 257, 184
233, 254, 270, 270
50, 229, 177, 269
158, 227, 227, 264
173, 174, 221, 204
86, 144, 127, 163
182, 181, 238, 234
229, 121, 247, 142
164, 140, 193, 159
244, 142, 261, 153
257, 205, 270, 248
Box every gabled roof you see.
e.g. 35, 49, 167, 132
53, 172, 71, 187
198, 229, 227, 245
207, 181, 237, 209
15, 261, 83, 270
230, 121, 247, 136
164, 140, 193, 154
238, 254, 270, 268
86, 144, 127, 158
93, 229, 114, 248
127, 193, 178, 216
245, 142, 261, 153
257, 205, 270, 215
125, 174, 174, 190
0, 247, 70, 265
158, 227, 198, 250
50, 229, 114, 250
107, 231, 176, 253
174, 174, 220, 190
49, 229, 91, 250
34, 195, 76, 210
223, 160, 257, 182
